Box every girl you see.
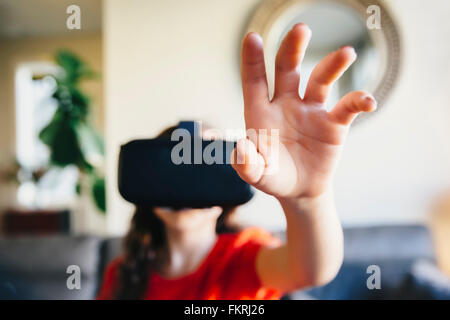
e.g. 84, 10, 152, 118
97, 23, 377, 300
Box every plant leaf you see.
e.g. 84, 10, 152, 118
91, 174, 106, 213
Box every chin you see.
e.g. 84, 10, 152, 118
154, 206, 223, 231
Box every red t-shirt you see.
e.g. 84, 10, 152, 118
97, 227, 283, 300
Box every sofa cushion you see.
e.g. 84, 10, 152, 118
342, 225, 434, 261
288, 224, 435, 300
0, 235, 102, 299
394, 260, 450, 299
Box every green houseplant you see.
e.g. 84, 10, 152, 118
39, 50, 106, 213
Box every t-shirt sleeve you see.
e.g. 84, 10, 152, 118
225, 227, 283, 299
96, 258, 122, 300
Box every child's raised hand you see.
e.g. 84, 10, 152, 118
231, 23, 376, 199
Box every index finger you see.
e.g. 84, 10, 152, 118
241, 32, 269, 107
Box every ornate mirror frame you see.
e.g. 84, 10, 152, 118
245, 0, 401, 124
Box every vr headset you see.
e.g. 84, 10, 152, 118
118, 121, 254, 208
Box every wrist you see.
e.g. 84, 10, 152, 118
277, 187, 335, 213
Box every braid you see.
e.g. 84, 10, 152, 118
115, 206, 165, 299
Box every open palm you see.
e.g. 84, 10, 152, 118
231, 24, 377, 199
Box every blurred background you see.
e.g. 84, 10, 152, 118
1, 0, 450, 300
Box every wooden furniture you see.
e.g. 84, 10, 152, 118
2, 208, 70, 236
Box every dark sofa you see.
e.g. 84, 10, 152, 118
0, 224, 447, 300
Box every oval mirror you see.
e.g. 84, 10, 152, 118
246, 0, 401, 124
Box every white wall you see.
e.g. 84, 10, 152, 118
334, 0, 450, 225
104, 0, 450, 235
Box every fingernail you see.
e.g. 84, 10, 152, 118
246, 32, 263, 43
363, 94, 375, 102
340, 45, 356, 56
363, 95, 378, 110
292, 23, 311, 33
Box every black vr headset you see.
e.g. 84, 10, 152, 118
118, 121, 254, 208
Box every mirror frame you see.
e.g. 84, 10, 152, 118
245, 0, 401, 125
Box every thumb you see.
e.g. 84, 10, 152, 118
230, 138, 266, 185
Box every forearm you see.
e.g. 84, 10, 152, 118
278, 188, 344, 287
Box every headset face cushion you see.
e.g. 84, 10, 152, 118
118, 138, 254, 208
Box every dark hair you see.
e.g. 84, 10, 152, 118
114, 124, 239, 299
